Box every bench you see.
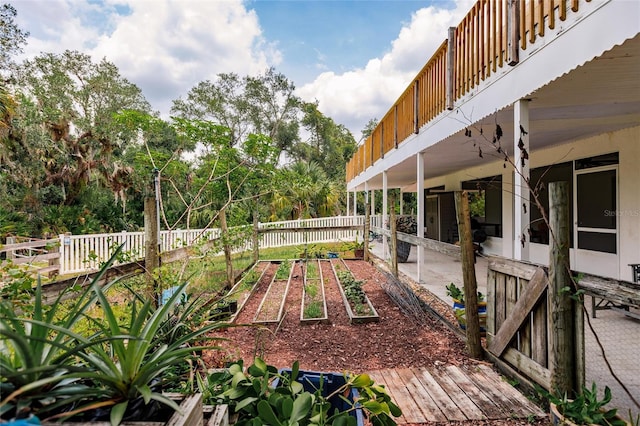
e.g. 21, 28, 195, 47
577, 273, 640, 320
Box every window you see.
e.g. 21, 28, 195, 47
461, 176, 502, 237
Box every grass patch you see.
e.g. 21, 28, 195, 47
303, 301, 323, 319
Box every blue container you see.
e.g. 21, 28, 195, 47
327, 252, 339, 258
273, 369, 364, 425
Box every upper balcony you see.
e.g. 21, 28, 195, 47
345, 0, 640, 190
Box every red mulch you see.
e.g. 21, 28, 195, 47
201, 259, 548, 426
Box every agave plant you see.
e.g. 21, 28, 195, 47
1, 245, 228, 425
0, 259, 118, 419
48, 280, 227, 425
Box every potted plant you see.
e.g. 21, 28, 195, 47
199, 358, 402, 426
392, 215, 417, 263
547, 382, 630, 425
445, 282, 487, 333
341, 238, 365, 258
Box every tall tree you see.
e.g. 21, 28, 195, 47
296, 101, 357, 180
171, 68, 301, 160
0, 3, 28, 76
1, 51, 150, 235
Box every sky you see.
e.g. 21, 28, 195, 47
12, 0, 474, 142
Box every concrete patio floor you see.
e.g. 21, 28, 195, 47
369, 242, 639, 420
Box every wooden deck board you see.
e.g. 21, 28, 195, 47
368, 370, 409, 424
367, 365, 545, 424
383, 369, 428, 424
443, 365, 505, 419
430, 367, 485, 420
475, 364, 546, 416
396, 368, 447, 422
415, 368, 468, 421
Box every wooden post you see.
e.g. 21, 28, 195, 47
389, 192, 398, 277
548, 181, 576, 395
364, 202, 370, 262
144, 197, 159, 307
219, 206, 234, 286
454, 191, 483, 359
252, 209, 260, 263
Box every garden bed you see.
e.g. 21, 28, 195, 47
300, 259, 329, 324
331, 258, 379, 324
226, 261, 268, 322
253, 260, 293, 324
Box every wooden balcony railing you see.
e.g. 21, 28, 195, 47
346, 0, 593, 182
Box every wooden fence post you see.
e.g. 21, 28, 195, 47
252, 210, 260, 263
144, 197, 159, 307
548, 181, 576, 395
454, 191, 483, 359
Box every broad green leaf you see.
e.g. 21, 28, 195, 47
232, 371, 248, 387
362, 400, 384, 414
351, 373, 372, 388
289, 391, 313, 423
137, 384, 152, 404
388, 400, 402, 417
236, 396, 259, 411
257, 400, 283, 426
110, 401, 128, 426
290, 381, 303, 395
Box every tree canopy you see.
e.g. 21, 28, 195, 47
0, 6, 363, 239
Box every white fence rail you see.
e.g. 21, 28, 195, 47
57, 216, 365, 275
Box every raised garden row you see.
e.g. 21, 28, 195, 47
226, 259, 379, 325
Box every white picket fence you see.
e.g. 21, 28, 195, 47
57, 216, 366, 275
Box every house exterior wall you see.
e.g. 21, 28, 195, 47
418, 125, 640, 281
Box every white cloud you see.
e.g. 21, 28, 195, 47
15, 0, 476, 140
296, 0, 474, 140
16, 0, 280, 118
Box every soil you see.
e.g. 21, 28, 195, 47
202, 258, 548, 426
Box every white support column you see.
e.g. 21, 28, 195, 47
502, 170, 514, 258
513, 99, 531, 261
383, 171, 389, 260
364, 182, 369, 241
370, 188, 376, 218
352, 191, 357, 216
417, 152, 425, 283
346, 189, 350, 217
399, 191, 404, 215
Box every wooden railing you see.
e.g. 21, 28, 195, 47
0, 237, 61, 277
346, 0, 593, 182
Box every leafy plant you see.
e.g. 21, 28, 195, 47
445, 282, 485, 303
303, 301, 323, 319
275, 260, 291, 280
341, 237, 364, 252
0, 245, 228, 425
0, 256, 122, 421
199, 358, 402, 426
546, 382, 627, 426
337, 271, 366, 305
